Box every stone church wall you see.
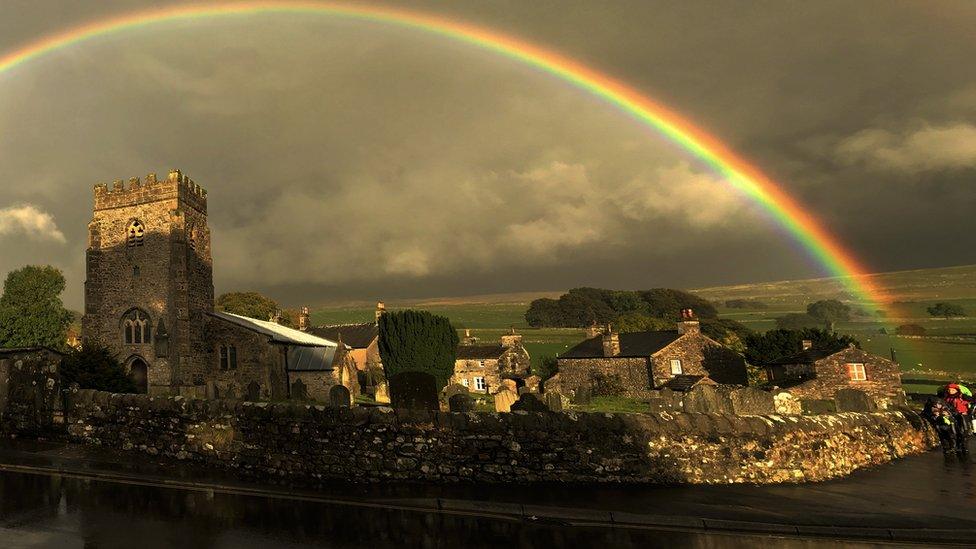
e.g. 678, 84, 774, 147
59, 389, 936, 485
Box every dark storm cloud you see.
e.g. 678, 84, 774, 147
0, 0, 973, 308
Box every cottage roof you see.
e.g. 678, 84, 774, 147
307, 323, 377, 349
457, 344, 507, 360
559, 330, 682, 359
766, 347, 847, 366
209, 312, 339, 347
286, 346, 340, 372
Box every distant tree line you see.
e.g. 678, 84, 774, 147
724, 299, 768, 309
524, 287, 751, 343
774, 299, 851, 332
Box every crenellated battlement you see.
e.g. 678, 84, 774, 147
93, 169, 207, 213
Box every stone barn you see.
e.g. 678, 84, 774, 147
554, 313, 747, 398
765, 342, 905, 408
452, 329, 531, 394
305, 302, 385, 395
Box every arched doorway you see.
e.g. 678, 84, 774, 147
128, 357, 148, 394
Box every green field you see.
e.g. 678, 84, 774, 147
309, 264, 976, 394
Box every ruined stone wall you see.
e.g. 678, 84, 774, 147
0, 349, 63, 436
785, 347, 905, 408
556, 357, 653, 398
61, 389, 936, 485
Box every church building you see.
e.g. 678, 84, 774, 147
81, 169, 359, 400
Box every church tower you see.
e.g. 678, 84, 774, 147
82, 169, 214, 395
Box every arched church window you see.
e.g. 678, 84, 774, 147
219, 345, 238, 371
127, 220, 145, 247
187, 224, 196, 250
122, 309, 152, 345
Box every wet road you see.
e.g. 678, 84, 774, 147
0, 440, 973, 548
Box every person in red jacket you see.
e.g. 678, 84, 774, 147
943, 384, 972, 453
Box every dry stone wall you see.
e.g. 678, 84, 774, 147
61, 389, 936, 485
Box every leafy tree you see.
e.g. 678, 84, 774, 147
525, 298, 561, 327
378, 309, 459, 387
774, 313, 820, 330
927, 302, 966, 320
216, 291, 279, 320
639, 288, 717, 320
806, 299, 851, 331
60, 343, 137, 393
614, 312, 672, 333
700, 318, 752, 343
0, 265, 73, 350
743, 328, 859, 366
534, 355, 559, 381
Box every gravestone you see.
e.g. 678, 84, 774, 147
543, 391, 566, 412
683, 385, 733, 414
291, 379, 309, 401
543, 373, 562, 395
389, 371, 439, 411
329, 385, 351, 408
375, 381, 391, 404
511, 393, 549, 412
570, 386, 592, 405
494, 389, 518, 413
835, 388, 875, 412
245, 381, 261, 402
801, 399, 835, 415
773, 392, 802, 415
448, 393, 475, 412
524, 375, 542, 393
444, 383, 469, 400
729, 387, 776, 415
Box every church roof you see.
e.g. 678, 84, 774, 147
209, 312, 339, 347
560, 330, 683, 359
307, 323, 377, 349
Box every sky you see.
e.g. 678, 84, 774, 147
0, 0, 974, 309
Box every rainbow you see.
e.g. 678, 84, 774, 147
0, 1, 893, 316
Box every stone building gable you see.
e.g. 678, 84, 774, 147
203, 315, 287, 401
452, 338, 531, 394
769, 346, 904, 408
649, 332, 748, 387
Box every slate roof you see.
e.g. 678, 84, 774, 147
559, 330, 683, 359
209, 312, 338, 347
286, 346, 339, 372
307, 323, 377, 349
661, 374, 707, 392
457, 344, 507, 360
766, 347, 845, 366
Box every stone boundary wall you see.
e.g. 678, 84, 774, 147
62, 389, 937, 485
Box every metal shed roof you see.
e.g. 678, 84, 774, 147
209, 312, 339, 347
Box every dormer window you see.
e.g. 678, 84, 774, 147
127, 220, 145, 247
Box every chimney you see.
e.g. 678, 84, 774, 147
801, 339, 813, 351
299, 306, 310, 332
602, 324, 620, 357
676, 308, 700, 335
500, 326, 522, 349
462, 328, 478, 345
585, 321, 603, 339
269, 310, 282, 325
375, 301, 386, 323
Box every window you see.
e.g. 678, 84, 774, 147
133, 266, 140, 277
670, 359, 683, 375
121, 309, 151, 344
474, 377, 486, 391
127, 220, 145, 247
220, 345, 238, 371
847, 363, 866, 382
461, 378, 469, 387
478, 360, 486, 368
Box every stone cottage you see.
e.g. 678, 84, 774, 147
553, 311, 747, 398
765, 342, 904, 408
304, 302, 385, 394
452, 329, 531, 393
81, 169, 359, 401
